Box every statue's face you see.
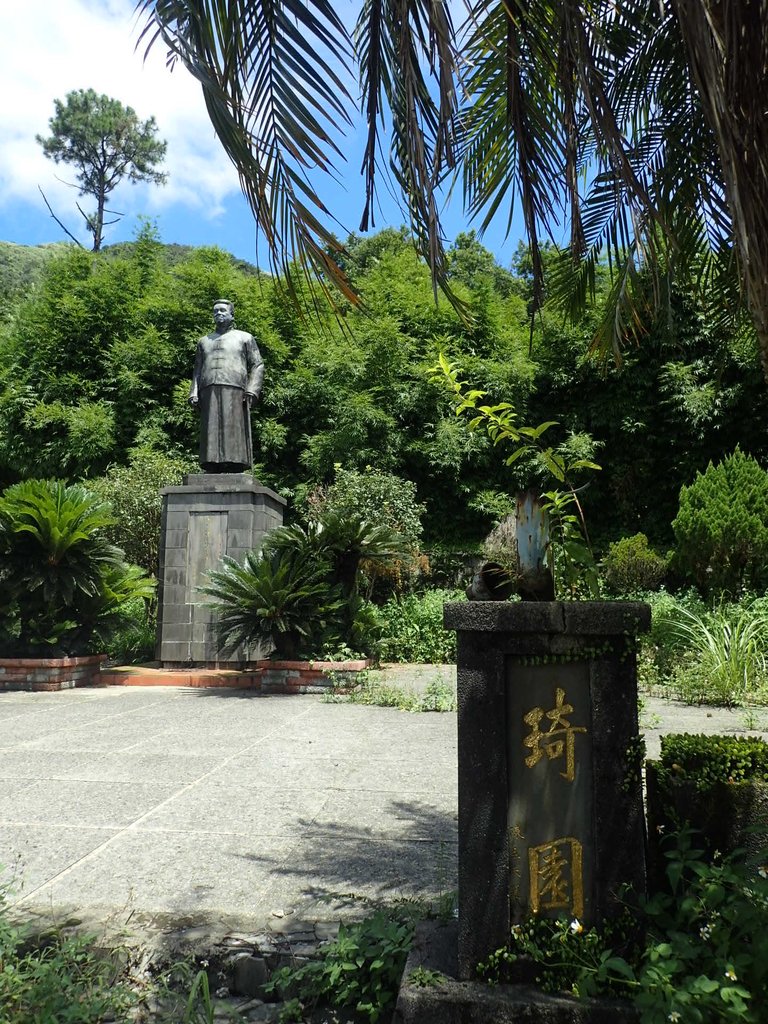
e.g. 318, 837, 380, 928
213, 302, 234, 330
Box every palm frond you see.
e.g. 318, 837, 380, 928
669, 0, 768, 377
137, 0, 358, 306
355, 0, 461, 294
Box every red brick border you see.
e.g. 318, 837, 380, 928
98, 659, 369, 693
0, 655, 106, 692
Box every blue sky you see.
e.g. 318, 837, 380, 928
0, 0, 531, 268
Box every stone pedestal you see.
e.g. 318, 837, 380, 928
156, 473, 286, 667
444, 601, 651, 980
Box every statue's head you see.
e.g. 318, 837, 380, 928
212, 299, 234, 330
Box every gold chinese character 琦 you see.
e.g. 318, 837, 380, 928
529, 837, 584, 917
523, 687, 586, 781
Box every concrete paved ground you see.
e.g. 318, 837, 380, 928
2, 670, 766, 950
0, 683, 458, 948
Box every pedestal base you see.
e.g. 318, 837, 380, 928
156, 473, 286, 666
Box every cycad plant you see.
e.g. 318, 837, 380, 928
202, 512, 409, 660
200, 547, 344, 661
0, 479, 154, 656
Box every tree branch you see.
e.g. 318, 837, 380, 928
37, 187, 85, 248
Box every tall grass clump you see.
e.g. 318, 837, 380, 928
667, 603, 768, 705
640, 591, 768, 705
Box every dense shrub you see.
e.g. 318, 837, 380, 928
88, 445, 196, 577
421, 546, 480, 590
307, 468, 426, 597
378, 589, 463, 664
99, 598, 157, 665
672, 448, 768, 595
655, 733, 768, 789
602, 533, 668, 595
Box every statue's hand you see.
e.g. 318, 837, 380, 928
189, 395, 198, 406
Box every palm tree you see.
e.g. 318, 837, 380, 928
137, 0, 768, 379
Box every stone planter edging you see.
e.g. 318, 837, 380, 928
645, 761, 768, 887
0, 655, 106, 692
98, 659, 369, 693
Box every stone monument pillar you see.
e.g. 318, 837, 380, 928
444, 600, 651, 980
156, 473, 285, 666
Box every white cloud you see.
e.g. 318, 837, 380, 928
0, 0, 241, 233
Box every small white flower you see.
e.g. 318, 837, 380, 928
713, 849, 721, 860
200, 958, 209, 968
569, 919, 583, 935
699, 924, 712, 939
668, 1012, 681, 1022
657, 824, 666, 834
725, 968, 737, 981
759, 865, 768, 879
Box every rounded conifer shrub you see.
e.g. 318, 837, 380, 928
602, 533, 668, 595
672, 448, 768, 595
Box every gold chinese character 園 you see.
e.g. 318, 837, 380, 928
529, 837, 584, 917
523, 687, 587, 781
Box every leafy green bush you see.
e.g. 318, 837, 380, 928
0, 479, 154, 656
672, 448, 768, 595
99, 597, 157, 665
88, 444, 196, 577
378, 589, 463, 664
422, 546, 479, 590
0, 876, 225, 1023
476, 829, 768, 1022
0, 897, 137, 1023
602, 533, 668, 595
308, 468, 424, 547
655, 733, 768, 789
265, 910, 415, 1022
648, 735, 768, 867
307, 468, 426, 597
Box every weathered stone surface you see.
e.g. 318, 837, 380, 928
444, 601, 650, 636
156, 475, 286, 666
231, 952, 270, 996
446, 600, 650, 978
394, 920, 639, 1024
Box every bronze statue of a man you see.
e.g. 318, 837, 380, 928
189, 299, 264, 473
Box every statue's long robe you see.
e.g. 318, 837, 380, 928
190, 328, 264, 471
